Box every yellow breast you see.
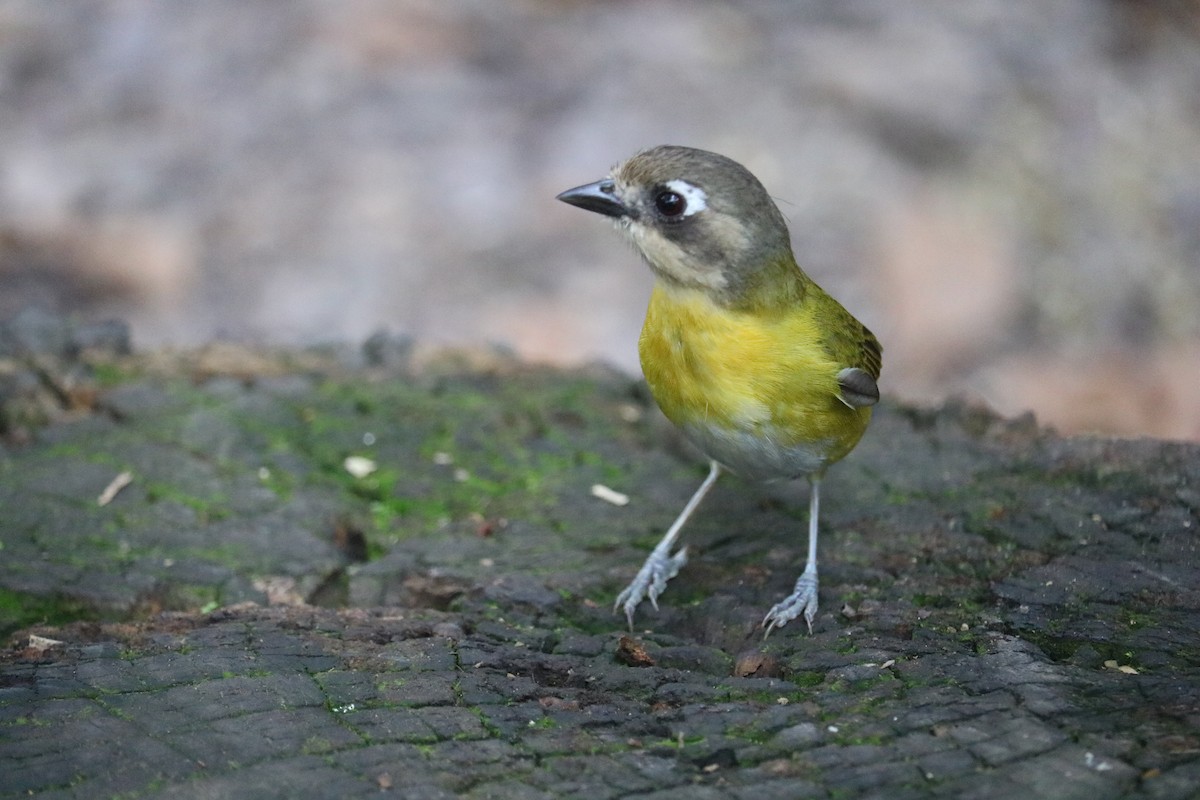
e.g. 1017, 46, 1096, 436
638, 283, 870, 478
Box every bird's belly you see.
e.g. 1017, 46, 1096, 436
681, 421, 830, 481
638, 286, 869, 481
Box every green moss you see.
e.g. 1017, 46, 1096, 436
552, 603, 624, 637
301, 736, 338, 755
254, 463, 295, 501
158, 583, 223, 614
265, 372, 630, 551
911, 593, 954, 609
472, 707, 505, 739
0, 588, 99, 639
790, 670, 826, 688
725, 721, 773, 744
830, 730, 888, 747
4, 362, 646, 635
833, 635, 858, 655
89, 361, 139, 388
142, 481, 231, 522
1123, 611, 1156, 630
654, 732, 706, 748
2, 716, 38, 727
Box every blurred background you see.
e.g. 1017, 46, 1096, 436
1, 0, 1198, 440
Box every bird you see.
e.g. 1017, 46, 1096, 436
556, 145, 882, 634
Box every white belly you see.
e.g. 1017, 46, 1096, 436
682, 422, 831, 481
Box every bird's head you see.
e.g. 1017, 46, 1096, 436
557, 145, 796, 302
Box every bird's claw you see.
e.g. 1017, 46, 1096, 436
614, 546, 688, 629
761, 572, 818, 637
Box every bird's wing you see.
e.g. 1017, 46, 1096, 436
832, 317, 881, 409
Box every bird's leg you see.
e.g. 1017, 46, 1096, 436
762, 473, 822, 635
614, 460, 722, 629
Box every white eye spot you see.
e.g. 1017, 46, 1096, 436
661, 179, 708, 217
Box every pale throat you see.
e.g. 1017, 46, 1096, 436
627, 225, 729, 292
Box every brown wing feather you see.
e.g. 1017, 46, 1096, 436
856, 323, 883, 380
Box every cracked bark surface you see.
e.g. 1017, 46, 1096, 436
1, 335, 1197, 799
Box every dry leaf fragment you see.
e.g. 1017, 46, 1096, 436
591, 484, 629, 506
615, 634, 655, 667
28, 635, 64, 653
97, 471, 133, 506
343, 456, 377, 478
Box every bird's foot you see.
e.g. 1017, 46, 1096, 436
762, 571, 818, 636
613, 546, 688, 629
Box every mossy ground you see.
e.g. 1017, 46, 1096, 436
1, 349, 1197, 798
0, 348, 678, 639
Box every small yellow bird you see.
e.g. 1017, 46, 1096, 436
558, 145, 882, 634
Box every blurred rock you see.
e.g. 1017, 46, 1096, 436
0, 308, 128, 436
73, 318, 131, 356
0, 0, 1197, 438
0, 306, 73, 358
362, 329, 414, 369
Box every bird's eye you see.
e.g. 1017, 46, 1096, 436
654, 190, 686, 218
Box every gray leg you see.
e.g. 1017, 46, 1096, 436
614, 460, 722, 629
762, 474, 822, 635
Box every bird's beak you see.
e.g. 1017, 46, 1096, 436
556, 179, 627, 218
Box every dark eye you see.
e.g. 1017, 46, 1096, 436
654, 190, 686, 218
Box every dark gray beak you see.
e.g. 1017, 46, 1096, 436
556, 179, 627, 218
